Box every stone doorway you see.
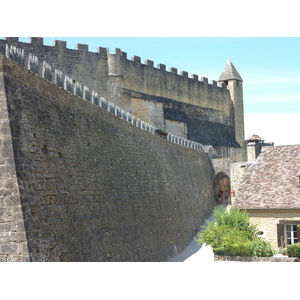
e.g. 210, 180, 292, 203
212, 172, 231, 206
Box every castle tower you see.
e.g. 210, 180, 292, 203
218, 60, 247, 161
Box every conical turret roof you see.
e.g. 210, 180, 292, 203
218, 60, 243, 82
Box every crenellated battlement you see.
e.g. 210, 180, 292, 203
0, 37, 242, 157
105, 45, 226, 89
2, 38, 227, 89
3, 42, 214, 156
1, 37, 229, 111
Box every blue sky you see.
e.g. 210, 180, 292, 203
2, 36, 300, 146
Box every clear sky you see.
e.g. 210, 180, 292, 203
8, 36, 298, 147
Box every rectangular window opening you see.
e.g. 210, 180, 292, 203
286, 224, 298, 246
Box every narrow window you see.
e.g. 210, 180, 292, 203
286, 225, 298, 245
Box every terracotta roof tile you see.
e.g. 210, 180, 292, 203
234, 145, 300, 209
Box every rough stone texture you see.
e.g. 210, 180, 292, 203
0, 38, 246, 160
0, 56, 215, 262
130, 97, 165, 130
0, 38, 109, 100
165, 119, 187, 139
228, 161, 247, 204
127, 91, 238, 148
246, 209, 300, 250
0, 56, 30, 262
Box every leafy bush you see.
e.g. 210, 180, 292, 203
287, 242, 300, 257
250, 237, 274, 257
198, 223, 251, 256
213, 206, 257, 239
196, 206, 274, 257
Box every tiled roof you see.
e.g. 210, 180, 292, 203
218, 60, 243, 82
234, 145, 300, 209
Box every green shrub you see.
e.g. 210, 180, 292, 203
213, 206, 257, 239
198, 224, 251, 256
287, 242, 300, 257
250, 237, 274, 257
196, 206, 274, 257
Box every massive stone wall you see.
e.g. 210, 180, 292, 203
0, 38, 231, 109
0, 38, 239, 149
0, 55, 215, 261
0, 57, 30, 262
0, 37, 110, 100
111, 49, 232, 111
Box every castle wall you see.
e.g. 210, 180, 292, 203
0, 38, 240, 150
0, 57, 30, 262
165, 119, 187, 139
110, 50, 236, 145
115, 51, 232, 112
0, 38, 232, 112
0, 37, 110, 100
130, 98, 165, 129
0, 56, 214, 261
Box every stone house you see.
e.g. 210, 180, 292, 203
233, 144, 300, 250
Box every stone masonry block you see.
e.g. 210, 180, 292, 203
7, 255, 30, 262
30, 37, 43, 45
75, 44, 89, 51
0, 242, 20, 255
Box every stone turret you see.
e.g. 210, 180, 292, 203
218, 60, 246, 161
218, 60, 243, 83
